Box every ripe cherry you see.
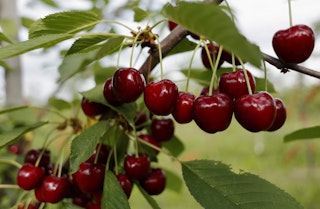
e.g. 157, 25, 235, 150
18, 202, 40, 209
116, 173, 133, 198
103, 78, 123, 106
144, 79, 178, 116
267, 98, 287, 131
168, 21, 199, 39
134, 111, 148, 131
17, 163, 45, 190
112, 67, 146, 103
193, 91, 233, 133
172, 91, 195, 124
35, 175, 70, 203
218, 69, 256, 99
7, 143, 23, 155
140, 168, 166, 195
151, 118, 174, 142
234, 91, 276, 132
139, 134, 161, 154
81, 97, 108, 117
272, 24, 315, 63
86, 202, 101, 209
24, 148, 50, 168
124, 153, 150, 180
72, 162, 105, 193
86, 143, 110, 164
201, 43, 224, 70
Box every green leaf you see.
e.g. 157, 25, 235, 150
70, 121, 108, 173
162, 2, 261, 67
162, 135, 185, 157
182, 160, 303, 209
133, 7, 149, 22
136, 183, 161, 209
0, 34, 73, 60
21, 17, 35, 29
284, 126, 320, 142
57, 37, 124, 82
101, 171, 130, 209
163, 168, 183, 191
66, 35, 108, 55
92, 64, 117, 84
255, 77, 276, 93
48, 97, 72, 110
41, 0, 59, 8
0, 121, 48, 148
167, 38, 198, 56
81, 84, 137, 127
29, 10, 101, 38
0, 32, 14, 44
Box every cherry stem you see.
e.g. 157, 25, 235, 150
155, 36, 164, 80
94, 142, 103, 164
262, 60, 268, 91
130, 30, 144, 68
288, 0, 293, 27
240, 59, 253, 95
105, 148, 114, 173
186, 41, 202, 92
0, 184, 19, 189
0, 159, 22, 169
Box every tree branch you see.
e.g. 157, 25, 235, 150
262, 52, 320, 79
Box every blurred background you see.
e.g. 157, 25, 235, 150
1, 0, 320, 208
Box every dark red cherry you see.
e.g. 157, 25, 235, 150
201, 43, 224, 70
81, 97, 108, 117
234, 91, 276, 132
24, 148, 50, 168
86, 202, 101, 209
139, 134, 161, 154
172, 91, 195, 124
18, 202, 40, 209
17, 164, 45, 190
72, 162, 105, 193
134, 111, 148, 131
103, 78, 122, 106
7, 143, 23, 155
267, 98, 287, 131
140, 168, 166, 195
112, 67, 146, 103
193, 92, 233, 133
144, 79, 178, 116
218, 69, 256, 99
168, 21, 199, 39
272, 24, 315, 63
124, 153, 150, 180
116, 173, 133, 198
151, 118, 174, 142
86, 143, 110, 164
35, 175, 70, 203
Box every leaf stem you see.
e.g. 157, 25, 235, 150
0, 159, 22, 169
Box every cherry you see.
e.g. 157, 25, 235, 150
144, 79, 178, 116
218, 69, 256, 99
72, 192, 92, 208
72, 162, 105, 193
267, 98, 287, 131
200, 86, 214, 96
86, 143, 110, 164
86, 203, 101, 209
140, 168, 166, 195
134, 111, 148, 131
234, 91, 276, 132
201, 43, 224, 70
103, 77, 123, 106
81, 97, 108, 117
17, 163, 45, 190
112, 67, 146, 103
172, 91, 195, 124
151, 118, 174, 142
220, 48, 242, 65
139, 134, 161, 154
193, 91, 233, 133
18, 202, 40, 209
272, 24, 315, 64
124, 153, 150, 180
7, 143, 23, 155
35, 175, 70, 203
116, 173, 133, 198
24, 148, 50, 168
